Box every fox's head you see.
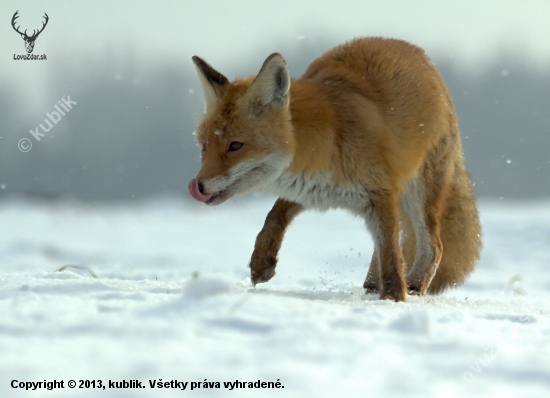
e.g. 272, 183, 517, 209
188, 53, 296, 205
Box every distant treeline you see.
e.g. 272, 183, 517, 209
0, 42, 548, 200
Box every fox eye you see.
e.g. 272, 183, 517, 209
228, 141, 244, 152
201, 143, 206, 152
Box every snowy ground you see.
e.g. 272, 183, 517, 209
0, 195, 549, 397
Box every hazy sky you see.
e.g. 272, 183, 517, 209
3, 1, 550, 63
1, 1, 549, 200
1, 0, 549, 110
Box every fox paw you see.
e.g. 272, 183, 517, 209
249, 250, 277, 286
379, 282, 407, 302
363, 281, 379, 294
406, 279, 427, 296
251, 267, 276, 285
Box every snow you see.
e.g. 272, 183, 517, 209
1, 196, 549, 397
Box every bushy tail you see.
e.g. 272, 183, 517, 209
428, 164, 482, 294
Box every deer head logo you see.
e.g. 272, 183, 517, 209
11, 11, 49, 54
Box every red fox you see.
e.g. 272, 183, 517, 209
188, 37, 481, 302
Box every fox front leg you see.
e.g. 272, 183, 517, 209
250, 198, 303, 285
365, 189, 408, 302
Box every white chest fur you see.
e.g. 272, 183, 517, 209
267, 171, 371, 211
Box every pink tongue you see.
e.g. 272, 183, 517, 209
188, 178, 213, 202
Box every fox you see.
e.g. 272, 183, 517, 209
187, 37, 481, 302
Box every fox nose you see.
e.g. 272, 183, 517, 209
188, 178, 213, 202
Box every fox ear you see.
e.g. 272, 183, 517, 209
192, 56, 229, 112
247, 53, 290, 115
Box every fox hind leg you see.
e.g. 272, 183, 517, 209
401, 176, 440, 295
363, 250, 380, 293
401, 146, 453, 295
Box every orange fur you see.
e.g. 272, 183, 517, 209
190, 37, 481, 302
